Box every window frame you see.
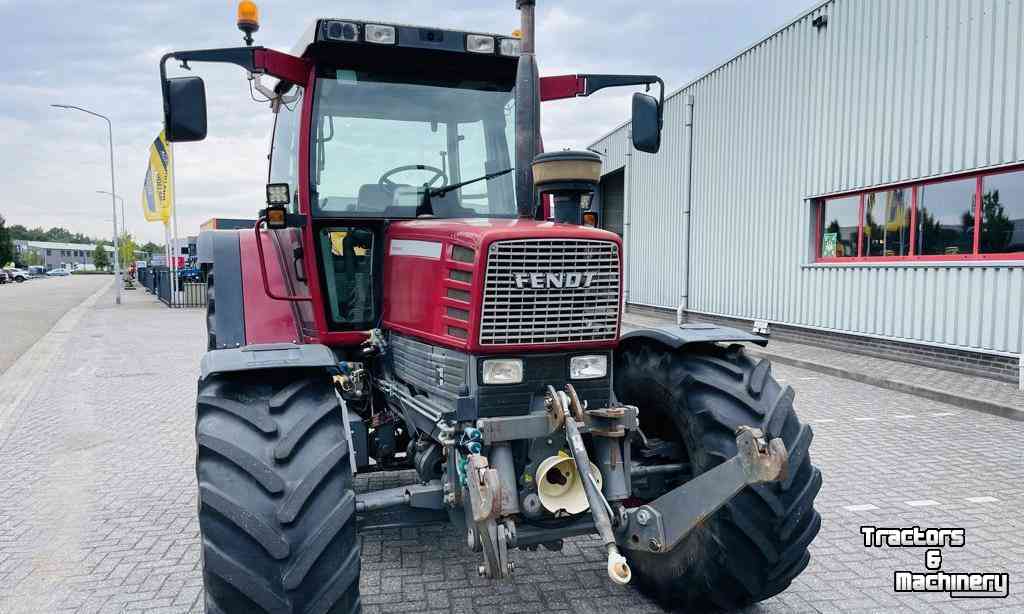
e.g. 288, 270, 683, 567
814, 164, 1024, 263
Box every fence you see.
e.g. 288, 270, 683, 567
139, 266, 207, 308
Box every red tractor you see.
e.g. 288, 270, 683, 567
162, 2, 821, 612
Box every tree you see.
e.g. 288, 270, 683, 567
7, 224, 102, 245
92, 244, 110, 271
140, 241, 163, 258
0, 213, 13, 267
119, 234, 138, 269
980, 189, 1013, 252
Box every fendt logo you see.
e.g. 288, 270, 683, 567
513, 272, 596, 290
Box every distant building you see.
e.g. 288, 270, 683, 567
200, 218, 256, 231
14, 240, 112, 270
13, 240, 145, 271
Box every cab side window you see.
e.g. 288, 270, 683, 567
269, 89, 304, 213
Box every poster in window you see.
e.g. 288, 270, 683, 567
822, 232, 838, 257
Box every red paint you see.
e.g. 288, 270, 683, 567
814, 202, 823, 258
540, 75, 585, 101
382, 219, 623, 354
908, 187, 918, 256
856, 194, 865, 257
253, 49, 310, 86
239, 229, 304, 345
973, 176, 982, 256
815, 165, 1024, 264
296, 66, 336, 345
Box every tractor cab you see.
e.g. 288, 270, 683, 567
291, 22, 520, 222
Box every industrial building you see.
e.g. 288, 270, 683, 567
590, 0, 1024, 382
13, 240, 115, 271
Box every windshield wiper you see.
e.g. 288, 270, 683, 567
417, 167, 513, 216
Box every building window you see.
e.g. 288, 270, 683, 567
980, 171, 1024, 254
819, 195, 859, 258
815, 166, 1024, 262
864, 188, 911, 257
917, 178, 975, 256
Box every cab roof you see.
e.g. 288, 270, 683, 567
292, 18, 519, 60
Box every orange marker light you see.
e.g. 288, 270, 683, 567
237, 1, 260, 42
582, 211, 598, 227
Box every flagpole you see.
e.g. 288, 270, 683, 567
169, 141, 180, 298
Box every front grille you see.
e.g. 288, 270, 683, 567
480, 239, 620, 345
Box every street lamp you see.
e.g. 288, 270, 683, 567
96, 190, 127, 239
51, 104, 122, 306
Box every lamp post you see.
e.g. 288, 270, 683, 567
51, 104, 122, 305
96, 190, 127, 239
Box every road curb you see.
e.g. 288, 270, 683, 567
747, 347, 1024, 423
0, 278, 114, 446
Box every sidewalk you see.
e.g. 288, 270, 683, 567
622, 310, 1024, 421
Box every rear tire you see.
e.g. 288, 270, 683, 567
614, 341, 822, 612
196, 369, 361, 614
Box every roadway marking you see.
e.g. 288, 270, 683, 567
854, 417, 877, 421
843, 504, 879, 512
814, 419, 835, 423
840, 497, 1000, 513
929, 412, 959, 417
892, 414, 916, 419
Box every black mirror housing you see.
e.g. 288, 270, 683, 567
165, 76, 208, 142
631, 92, 661, 153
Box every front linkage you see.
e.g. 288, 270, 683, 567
460, 383, 789, 583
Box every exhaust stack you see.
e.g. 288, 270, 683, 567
514, 0, 540, 217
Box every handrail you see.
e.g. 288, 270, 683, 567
254, 218, 312, 302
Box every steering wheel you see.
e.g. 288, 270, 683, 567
378, 165, 448, 191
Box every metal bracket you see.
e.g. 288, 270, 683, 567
465, 454, 515, 579
618, 426, 787, 554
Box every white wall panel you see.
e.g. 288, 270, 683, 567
590, 0, 1024, 354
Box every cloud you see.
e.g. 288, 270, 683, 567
0, 0, 811, 243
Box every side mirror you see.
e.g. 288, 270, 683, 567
164, 76, 208, 142
631, 92, 661, 153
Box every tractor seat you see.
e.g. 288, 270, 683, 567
357, 184, 393, 213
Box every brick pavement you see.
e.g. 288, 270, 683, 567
0, 288, 1021, 613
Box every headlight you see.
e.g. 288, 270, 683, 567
482, 359, 523, 385
570, 355, 607, 380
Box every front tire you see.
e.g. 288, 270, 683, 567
615, 341, 822, 612
196, 369, 361, 614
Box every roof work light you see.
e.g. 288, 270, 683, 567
237, 1, 260, 46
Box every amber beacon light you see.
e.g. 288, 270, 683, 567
237, 1, 260, 46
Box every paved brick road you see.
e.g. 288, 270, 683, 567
0, 287, 1021, 613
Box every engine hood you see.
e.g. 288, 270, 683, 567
387, 217, 621, 249
383, 217, 623, 354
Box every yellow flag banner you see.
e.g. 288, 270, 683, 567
142, 131, 173, 223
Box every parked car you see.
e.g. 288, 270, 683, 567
46, 268, 71, 277
3, 268, 29, 282
177, 266, 203, 284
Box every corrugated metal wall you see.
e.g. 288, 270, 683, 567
591, 0, 1024, 354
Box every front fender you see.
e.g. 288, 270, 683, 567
620, 323, 768, 349
200, 343, 338, 380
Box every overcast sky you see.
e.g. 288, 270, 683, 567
0, 0, 813, 244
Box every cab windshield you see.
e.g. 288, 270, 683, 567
310, 69, 516, 218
